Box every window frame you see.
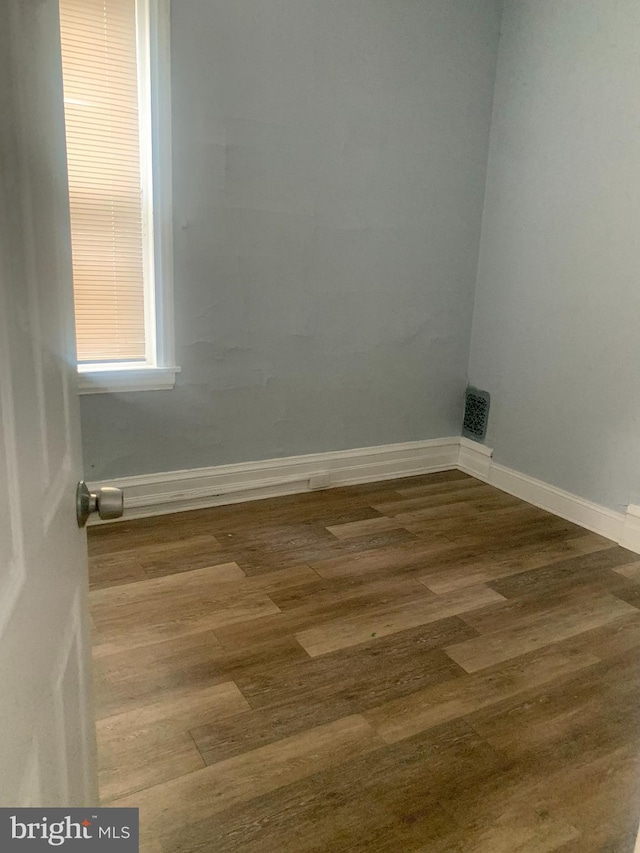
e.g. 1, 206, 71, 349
74, 0, 178, 395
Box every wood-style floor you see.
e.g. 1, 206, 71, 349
89, 471, 640, 852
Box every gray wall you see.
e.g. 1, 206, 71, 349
468, 0, 640, 511
81, 0, 502, 480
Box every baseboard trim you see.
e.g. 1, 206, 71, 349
458, 436, 493, 479
458, 438, 633, 549
87, 437, 460, 523
88, 435, 640, 557
621, 504, 640, 555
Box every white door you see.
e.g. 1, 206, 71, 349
0, 0, 97, 806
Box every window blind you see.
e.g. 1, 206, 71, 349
59, 0, 147, 364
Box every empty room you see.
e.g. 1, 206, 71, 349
3, 0, 640, 850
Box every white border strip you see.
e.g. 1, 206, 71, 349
77, 365, 179, 395
621, 504, 640, 555
88, 437, 460, 523
458, 437, 636, 549
88, 435, 640, 557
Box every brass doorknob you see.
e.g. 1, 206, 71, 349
76, 481, 124, 527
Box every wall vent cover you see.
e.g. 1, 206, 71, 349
462, 386, 490, 442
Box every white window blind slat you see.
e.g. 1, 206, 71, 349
60, 0, 147, 364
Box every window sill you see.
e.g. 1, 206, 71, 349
77, 366, 180, 395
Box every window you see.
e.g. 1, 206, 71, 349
59, 0, 176, 393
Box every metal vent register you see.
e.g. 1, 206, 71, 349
462, 387, 490, 441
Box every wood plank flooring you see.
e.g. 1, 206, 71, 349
89, 471, 640, 852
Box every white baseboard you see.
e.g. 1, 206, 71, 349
458, 436, 493, 479
489, 463, 626, 542
621, 505, 640, 555
88, 437, 460, 523
457, 438, 636, 551
88, 434, 640, 557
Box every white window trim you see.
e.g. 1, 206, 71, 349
77, 0, 177, 395
78, 364, 179, 394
